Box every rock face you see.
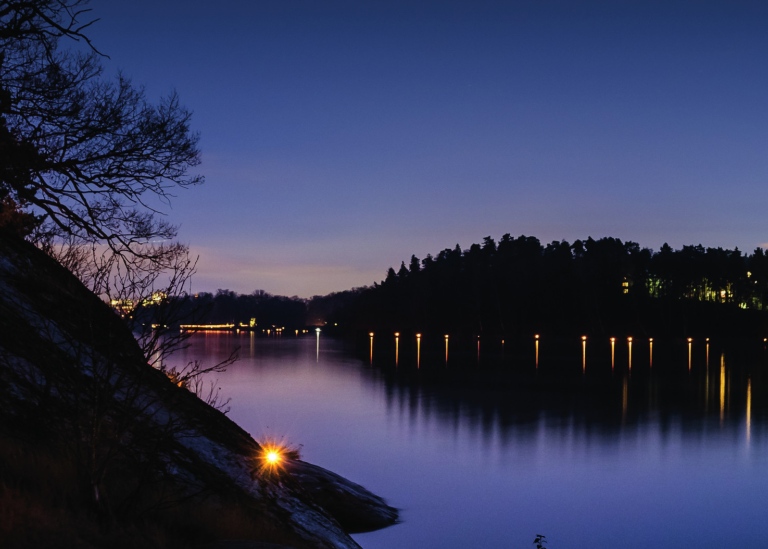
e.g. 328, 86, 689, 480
0, 231, 397, 548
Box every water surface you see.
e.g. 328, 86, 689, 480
168, 333, 768, 549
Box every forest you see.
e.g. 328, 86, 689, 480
160, 235, 768, 341
319, 235, 768, 339
181, 289, 308, 328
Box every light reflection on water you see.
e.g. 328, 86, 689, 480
168, 333, 768, 549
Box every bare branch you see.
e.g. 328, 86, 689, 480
1, 0, 202, 264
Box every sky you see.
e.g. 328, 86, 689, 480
86, 0, 768, 298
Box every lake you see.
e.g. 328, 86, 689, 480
167, 332, 768, 549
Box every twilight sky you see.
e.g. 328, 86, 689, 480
88, 0, 768, 298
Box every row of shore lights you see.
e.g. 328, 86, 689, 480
366, 332, 738, 369
258, 332, 749, 476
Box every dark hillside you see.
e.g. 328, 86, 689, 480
0, 230, 396, 549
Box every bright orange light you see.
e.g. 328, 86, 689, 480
627, 337, 633, 342
258, 443, 288, 475
581, 335, 587, 341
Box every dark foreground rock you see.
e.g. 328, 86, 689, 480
286, 461, 399, 534
0, 230, 397, 549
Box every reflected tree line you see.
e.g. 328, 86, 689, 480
371, 344, 768, 439
317, 235, 768, 339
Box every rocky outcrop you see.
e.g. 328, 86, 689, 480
285, 461, 399, 534
0, 230, 397, 548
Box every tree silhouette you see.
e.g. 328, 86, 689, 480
2, 1, 201, 252
1, 1, 200, 306
319, 233, 768, 340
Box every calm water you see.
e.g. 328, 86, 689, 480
168, 333, 768, 549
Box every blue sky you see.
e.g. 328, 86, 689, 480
88, 0, 768, 297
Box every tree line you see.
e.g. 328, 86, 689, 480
176, 290, 308, 329
318, 235, 768, 339
152, 235, 768, 340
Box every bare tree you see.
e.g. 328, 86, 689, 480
1, 1, 202, 250
1, 2, 199, 272
1, 1, 204, 364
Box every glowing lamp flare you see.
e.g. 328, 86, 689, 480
258, 442, 294, 475
265, 449, 282, 465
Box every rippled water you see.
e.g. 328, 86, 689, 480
167, 332, 768, 549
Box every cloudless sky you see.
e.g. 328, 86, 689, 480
87, 0, 768, 297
